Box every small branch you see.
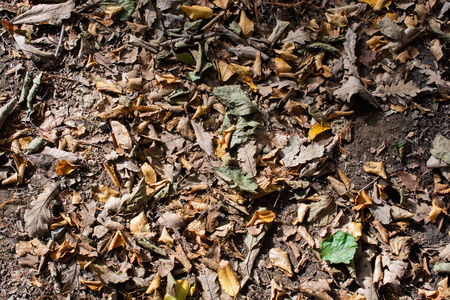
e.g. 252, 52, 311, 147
55, 24, 65, 58
201, 10, 225, 31
37, 238, 54, 275
160, 32, 220, 47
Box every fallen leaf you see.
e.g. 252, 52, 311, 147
95, 81, 122, 94
247, 210, 276, 226
79, 279, 103, 292
216, 60, 235, 83
360, 0, 392, 10
363, 161, 387, 179
237, 140, 257, 177
319, 231, 357, 264
213, 85, 256, 116
56, 160, 78, 176
215, 166, 258, 194
307, 195, 336, 226
269, 248, 293, 277
145, 274, 161, 294
334, 76, 380, 108
141, 162, 157, 184
24, 183, 58, 237
130, 211, 150, 235
308, 122, 331, 140
217, 260, 240, 296
110, 120, 132, 152
353, 190, 373, 210
12, 0, 75, 25
239, 10, 254, 37
181, 5, 213, 20
198, 268, 220, 300
191, 120, 214, 156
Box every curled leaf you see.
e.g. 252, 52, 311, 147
363, 161, 387, 179
269, 248, 293, 277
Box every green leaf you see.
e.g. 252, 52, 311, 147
101, 0, 135, 21
319, 231, 357, 264
120, 178, 147, 212
215, 167, 258, 194
213, 85, 256, 116
430, 135, 450, 164
219, 114, 259, 149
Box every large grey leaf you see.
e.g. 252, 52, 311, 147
24, 182, 58, 237
334, 76, 380, 108
281, 28, 311, 45
198, 267, 220, 300
191, 120, 214, 156
13, 0, 75, 25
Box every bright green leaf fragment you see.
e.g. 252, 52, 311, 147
215, 167, 258, 194
430, 135, 450, 164
101, 0, 135, 21
319, 231, 357, 264
213, 85, 256, 116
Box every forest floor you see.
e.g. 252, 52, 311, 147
0, 0, 450, 299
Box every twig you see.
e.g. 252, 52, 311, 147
55, 24, 65, 58
160, 32, 220, 47
359, 177, 379, 192
37, 238, 54, 275
201, 10, 225, 31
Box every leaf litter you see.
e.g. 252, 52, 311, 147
0, 0, 449, 299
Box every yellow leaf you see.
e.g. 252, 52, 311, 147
80, 279, 104, 292
192, 105, 210, 120
141, 162, 157, 184
325, 10, 348, 27
158, 227, 174, 248
353, 190, 372, 210
56, 160, 78, 176
363, 161, 387, 179
274, 57, 292, 74
93, 185, 120, 202
174, 279, 190, 300
145, 274, 161, 294
429, 201, 446, 222
360, 0, 391, 10
107, 230, 126, 251
308, 122, 331, 140
347, 222, 363, 241
104, 5, 123, 18
103, 162, 121, 189
217, 260, 240, 297
155, 73, 180, 85
239, 10, 254, 37
130, 211, 150, 235
181, 5, 213, 20
216, 59, 235, 83
231, 63, 257, 92
366, 35, 388, 51
247, 210, 276, 226
269, 248, 293, 277
95, 81, 122, 94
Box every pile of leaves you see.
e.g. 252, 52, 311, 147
0, 0, 449, 299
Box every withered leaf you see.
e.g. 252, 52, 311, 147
237, 140, 257, 177
198, 267, 220, 300
269, 248, 293, 277
61, 260, 80, 293
191, 120, 214, 156
217, 260, 240, 297
307, 195, 336, 227
13, 0, 75, 25
24, 182, 58, 237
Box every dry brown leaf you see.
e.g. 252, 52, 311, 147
247, 210, 276, 226
217, 260, 240, 296
269, 248, 293, 277
430, 39, 444, 61
141, 162, 157, 184
95, 81, 122, 94
239, 10, 254, 37
363, 161, 387, 179
56, 160, 78, 176
347, 222, 363, 241
110, 120, 132, 152
181, 5, 213, 20
79, 279, 103, 292
103, 162, 121, 189
12, 0, 75, 25
325, 10, 348, 27
216, 59, 235, 83
360, 0, 391, 10
107, 230, 126, 252
145, 274, 161, 294
353, 190, 372, 210
93, 185, 120, 202
158, 227, 174, 248
130, 212, 150, 235
429, 200, 446, 222
297, 225, 315, 248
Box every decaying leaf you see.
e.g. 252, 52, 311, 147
24, 183, 58, 238
191, 121, 214, 156
363, 161, 387, 179
247, 210, 276, 226
213, 85, 256, 116
80, 279, 103, 292
130, 211, 150, 235
269, 248, 293, 277
198, 268, 220, 300
334, 76, 380, 108
215, 166, 258, 194
307, 195, 336, 226
12, 0, 75, 25
239, 10, 254, 37
217, 260, 240, 297
56, 160, 78, 176
181, 5, 213, 20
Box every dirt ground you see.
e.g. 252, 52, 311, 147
0, 0, 450, 299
